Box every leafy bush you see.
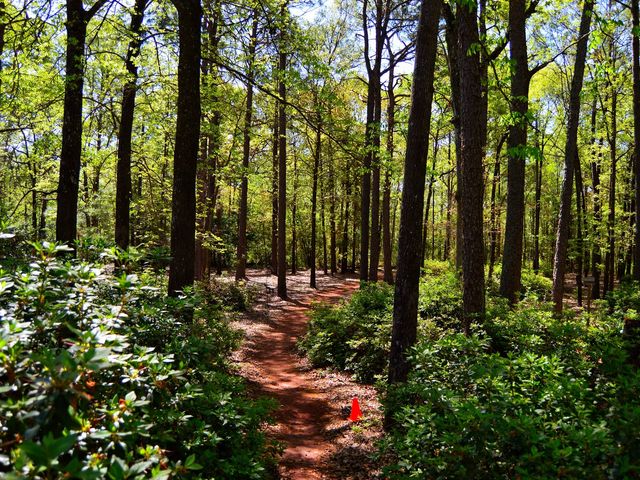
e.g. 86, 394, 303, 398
0, 242, 275, 479
417, 272, 463, 331
199, 278, 259, 312
488, 265, 553, 302
383, 310, 640, 479
300, 282, 393, 383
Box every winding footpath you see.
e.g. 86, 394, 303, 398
232, 271, 375, 479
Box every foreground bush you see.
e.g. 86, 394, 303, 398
384, 311, 640, 479
0, 242, 275, 479
300, 282, 393, 383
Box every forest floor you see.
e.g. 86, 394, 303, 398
231, 270, 385, 480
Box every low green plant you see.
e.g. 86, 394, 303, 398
0, 242, 275, 479
300, 282, 393, 383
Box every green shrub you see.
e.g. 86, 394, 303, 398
300, 282, 393, 383
418, 271, 463, 331
0, 242, 275, 479
383, 310, 640, 479
488, 265, 553, 302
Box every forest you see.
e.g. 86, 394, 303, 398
1, 0, 640, 477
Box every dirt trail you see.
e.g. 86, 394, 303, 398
232, 271, 380, 480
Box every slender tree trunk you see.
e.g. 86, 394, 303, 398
277, 18, 288, 298
443, 9, 463, 271
499, 0, 531, 303
533, 130, 542, 273
341, 163, 351, 274
115, 0, 146, 250
369, 86, 382, 281
552, 0, 594, 313
310, 106, 321, 288
421, 151, 437, 266
575, 151, 585, 306
457, 1, 486, 329
633, 0, 640, 280
604, 88, 617, 295
382, 69, 395, 283
387, 0, 442, 388
271, 102, 278, 274
236, 12, 258, 280
321, 154, 328, 274
489, 134, 506, 278
329, 149, 337, 274
168, 0, 201, 296
291, 152, 298, 274
590, 101, 602, 298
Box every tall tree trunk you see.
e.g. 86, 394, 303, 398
236, 12, 258, 280
277, 15, 288, 298
444, 133, 453, 261
443, 8, 463, 271
633, 0, 640, 280
369, 87, 382, 281
552, 0, 594, 313
56, 0, 88, 246
457, 1, 486, 329
421, 151, 437, 266
499, 0, 531, 303
341, 163, 351, 274
603, 88, 617, 295
387, 0, 442, 388
291, 152, 298, 274
115, 0, 146, 250
590, 101, 602, 298
329, 149, 337, 274
310, 106, 321, 287
489, 134, 506, 278
168, 0, 201, 296
533, 129, 542, 273
382, 56, 396, 284
271, 102, 279, 274
575, 151, 585, 306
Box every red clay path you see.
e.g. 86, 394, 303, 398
235, 272, 361, 479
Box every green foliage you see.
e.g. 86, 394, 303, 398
300, 283, 393, 383
383, 309, 640, 479
0, 242, 275, 478
488, 265, 553, 302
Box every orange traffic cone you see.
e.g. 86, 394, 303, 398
349, 397, 362, 422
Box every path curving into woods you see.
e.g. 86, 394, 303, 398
232, 271, 382, 480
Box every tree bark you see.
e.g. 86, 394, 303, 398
168, 0, 201, 296
115, 0, 146, 250
387, 0, 442, 388
271, 101, 279, 274
457, 1, 486, 329
489, 134, 506, 278
236, 12, 258, 281
633, 0, 640, 280
499, 0, 531, 303
552, 0, 594, 313
310, 104, 321, 288
56, 0, 89, 246
277, 14, 288, 298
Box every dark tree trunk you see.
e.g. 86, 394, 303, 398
329, 149, 337, 274
590, 101, 602, 298
341, 163, 351, 274
533, 129, 542, 273
499, 0, 531, 303
387, 0, 442, 388
56, 0, 89, 246
310, 107, 321, 288
115, 0, 146, 250
443, 8, 463, 271
369, 86, 382, 281
236, 13, 258, 281
633, 0, 640, 280
271, 102, 279, 274
552, 0, 594, 313
382, 56, 395, 284
444, 133, 453, 261
168, 0, 201, 296
321, 154, 328, 274
457, 1, 486, 329
277, 28, 288, 298
603, 88, 617, 296
421, 151, 437, 266
575, 151, 585, 306
291, 152, 298, 274
489, 134, 506, 278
